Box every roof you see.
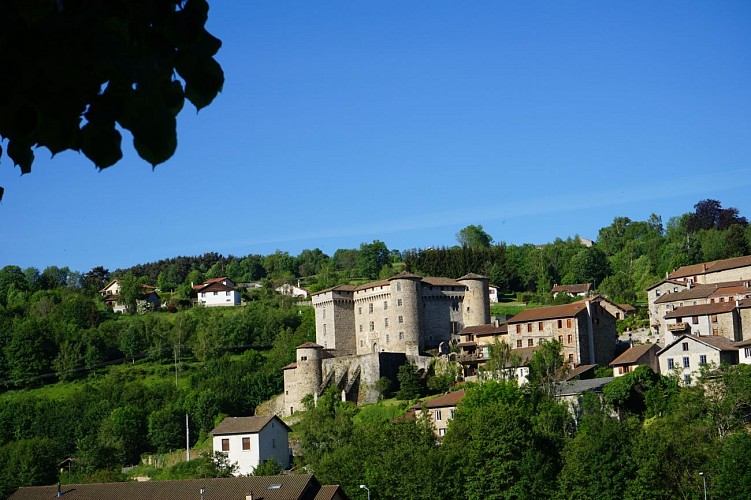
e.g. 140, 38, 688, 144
460, 324, 508, 336
555, 377, 614, 397
314, 485, 347, 500
551, 283, 591, 294
457, 273, 488, 281
664, 301, 737, 319
9, 475, 335, 500
654, 284, 718, 304
297, 342, 323, 349
610, 343, 659, 366
658, 334, 739, 355
739, 298, 751, 309
196, 281, 235, 293
510, 346, 540, 365
413, 389, 465, 410
354, 280, 391, 291
388, 271, 422, 280
507, 300, 588, 323
618, 304, 637, 312
669, 255, 751, 279
709, 284, 751, 298
563, 364, 597, 381
421, 276, 462, 287
282, 362, 298, 370
311, 284, 357, 296
210, 415, 291, 436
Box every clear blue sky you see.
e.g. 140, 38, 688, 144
1, 1, 750, 273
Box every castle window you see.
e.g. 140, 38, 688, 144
568, 354, 574, 363
398, 315, 404, 323
300, 356, 307, 361
369, 321, 374, 331
384, 318, 389, 327
384, 301, 388, 310
359, 324, 363, 332
466, 306, 470, 312
323, 309, 326, 318
358, 307, 362, 315
386, 335, 389, 343
399, 332, 404, 340
713, 328, 719, 336
360, 340, 364, 347
398, 299, 403, 306
323, 324, 326, 334
396, 282, 402, 291
369, 303, 373, 313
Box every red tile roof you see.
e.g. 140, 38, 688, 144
460, 324, 508, 335
297, 342, 323, 349
413, 389, 465, 410
551, 283, 591, 294
669, 255, 751, 279
507, 300, 588, 323
610, 343, 659, 366
664, 301, 737, 319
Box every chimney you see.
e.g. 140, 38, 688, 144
246, 493, 254, 500
56, 482, 62, 497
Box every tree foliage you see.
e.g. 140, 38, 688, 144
0, 0, 224, 200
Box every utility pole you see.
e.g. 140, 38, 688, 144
186, 414, 190, 462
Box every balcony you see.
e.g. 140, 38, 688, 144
668, 322, 689, 332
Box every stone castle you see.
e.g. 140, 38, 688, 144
282, 272, 491, 415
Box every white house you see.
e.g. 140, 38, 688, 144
99, 279, 160, 313
657, 334, 739, 386
276, 282, 310, 299
488, 285, 500, 303
193, 277, 241, 307
738, 339, 751, 364
210, 415, 291, 476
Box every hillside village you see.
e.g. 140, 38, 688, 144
3, 212, 751, 499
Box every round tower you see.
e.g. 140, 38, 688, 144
294, 342, 323, 403
458, 273, 490, 327
388, 271, 423, 356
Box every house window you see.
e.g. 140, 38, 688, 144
213, 291, 218, 296
369, 321, 374, 332
745, 347, 751, 358
568, 354, 574, 363
384, 318, 389, 327
242, 437, 250, 451
538, 322, 543, 331
434, 410, 442, 421
683, 357, 690, 368
384, 301, 388, 310
699, 355, 707, 365
692, 316, 698, 325
558, 335, 563, 343
682, 342, 689, 352
221, 439, 230, 452
567, 318, 572, 328
399, 332, 404, 340
684, 374, 691, 386
557, 319, 563, 328
398, 299, 403, 306
516, 325, 521, 334
527, 324, 532, 333
516, 340, 522, 348
655, 290, 661, 297
439, 428, 447, 437
369, 303, 373, 313
528, 339, 534, 347
226, 291, 230, 296
567, 334, 572, 344
398, 315, 404, 324
667, 358, 675, 370
450, 408, 455, 419
711, 314, 718, 323
712, 328, 719, 336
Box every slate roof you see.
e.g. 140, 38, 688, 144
457, 273, 489, 281
555, 377, 614, 397
210, 415, 291, 436
664, 301, 737, 319
610, 343, 659, 366
297, 342, 323, 349
507, 301, 588, 323
9, 475, 336, 500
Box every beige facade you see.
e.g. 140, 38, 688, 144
657, 334, 739, 386
668, 255, 751, 285
412, 390, 465, 438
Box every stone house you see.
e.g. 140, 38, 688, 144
193, 276, 241, 307
412, 389, 465, 438
664, 301, 742, 342
551, 283, 591, 299
668, 254, 751, 286
210, 415, 291, 476
276, 282, 310, 299
282, 272, 491, 416
506, 298, 617, 367
657, 334, 739, 386
554, 377, 614, 423
609, 343, 660, 377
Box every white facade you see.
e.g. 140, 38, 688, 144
195, 277, 241, 307
657, 335, 739, 386
211, 416, 290, 476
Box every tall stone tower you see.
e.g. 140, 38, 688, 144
284, 342, 323, 415
312, 286, 356, 355
458, 273, 490, 327
388, 271, 423, 356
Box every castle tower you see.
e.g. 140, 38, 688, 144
458, 273, 490, 327
284, 342, 323, 416
388, 271, 423, 356
312, 286, 356, 355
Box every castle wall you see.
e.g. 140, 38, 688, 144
353, 282, 392, 355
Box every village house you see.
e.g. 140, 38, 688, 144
664, 301, 742, 342
411, 389, 465, 438
657, 334, 739, 386
210, 415, 291, 476
276, 282, 310, 299
193, 276, 241, 307
555, 377, 615, 423
99, 279, 160, 313
551, 283, 591, 299
609, 343, 660, 377
738, 339, 751, 364
667, 254, 751, 286
505, 298, 617, 367
10, 475, 347, 500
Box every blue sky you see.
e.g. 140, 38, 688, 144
1, 1, 750, 272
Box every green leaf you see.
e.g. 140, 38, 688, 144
184, 57, 224, 110
81, 121, 123, 169
7, 139, 34, 174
